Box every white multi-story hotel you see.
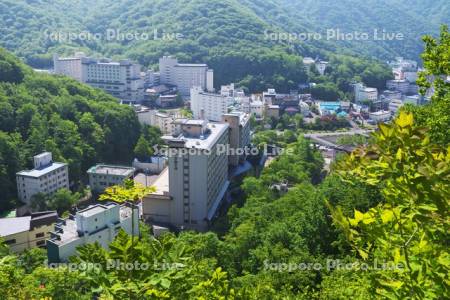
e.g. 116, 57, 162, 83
82, 58, 144, 103
54, 54, 144, 102
159, 56, 214, 96
16, 152, 69, 205
143, 120, 230, 230
190, 86, 229, 121
53, 52, 85, 82
47, 203, 139, 262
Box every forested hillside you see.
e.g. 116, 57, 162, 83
0, 27, 449, 299
0, 0, 444, 91
276, 0, 449, 59
0, 47, 142, 211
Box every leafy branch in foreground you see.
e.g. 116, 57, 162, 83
328, 112, 450, 299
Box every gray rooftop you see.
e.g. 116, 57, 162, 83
0, 216, 31, 236
164, 122, 229, 151
16, 162, 67, 178
87, 165, 135, 176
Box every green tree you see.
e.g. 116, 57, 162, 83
134, 135, 153, 161
329, 112, 449, 299
408, 25, 450, 146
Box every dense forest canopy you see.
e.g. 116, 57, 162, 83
0, 47, 150, 211
0, 0, 444, 91
0, 26, 449, 298
0, 2, 449, 298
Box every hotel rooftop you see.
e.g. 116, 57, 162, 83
87, 165, 135, 176
163, 119, 229, 151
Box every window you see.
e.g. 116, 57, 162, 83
4, 239, 16, 245
35, 232, 45, 238
36, 240, 45, 246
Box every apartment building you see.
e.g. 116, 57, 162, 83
0, 211, 57, 253
222, 112, 251, 167
54, 54, 144, 102
386, 79, 410, 94
143, 120, 230, 230
47, 203, 139, 262
87, 165, 135, 193
159, 56, 214, 96
16, 152, 69, 205
190, 86, 229, 121
354, 83, 378, 103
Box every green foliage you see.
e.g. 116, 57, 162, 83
134, 136, 154, 161
0, 49, 25, 83
408, 25, 450, 146
329, 112, 450, 298
99, 179, 155, 204
310, 83, 340, 101
69, 229, 234, 299
31, 189, 80, 214
0, 47, 143, 212
0, 0, 399, 93
335, 135, 368, 147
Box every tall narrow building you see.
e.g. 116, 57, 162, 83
143, 120, 229, 230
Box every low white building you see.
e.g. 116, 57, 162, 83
369, 111, 391, 123
354, 83, 378, 103
87, 165, 135, 193
46, 203, 139, 262
190, 86, 229, 121
16, 152, 69, 205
